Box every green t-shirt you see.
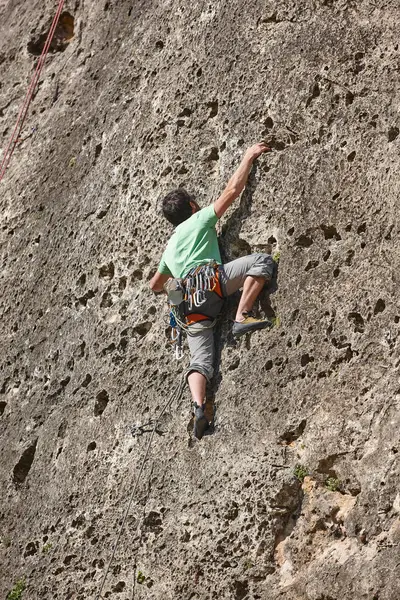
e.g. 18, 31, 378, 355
158, 204, 221, 278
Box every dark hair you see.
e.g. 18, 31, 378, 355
162, 188, 194, 226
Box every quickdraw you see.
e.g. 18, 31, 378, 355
169, 310, 184, 360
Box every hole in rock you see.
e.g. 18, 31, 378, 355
264, 360, 273, 371
357, 222, 366, 234
228, 357, 240, 371
58, 420, 67, 438
205, 147, 219, 162
268, 235, 277, 244
24, 541, 38, 557
290, 309, 299, 323
263, 116, 274, 129
306, 81, 320, 107
133, 321, 152, 336
78, 289, 96, 307
294, 234, 313, 248
321, 224, 341, 241
305, 260, 319, 271
207, 100, 218, 118
100, 291, 113, 308
64, 554, 77, 565
345, 249, 355, 266
287, 227, 294, 236
99, 262, 115, 279
265, 136, 285, 151
95, 143, 103, 160
13, 439, 38, 485
0, 401, 7, 416
384, 224, 394, 240
347, 150, 356, 162
119, 336, 128, 352
27, 12, 75, 55
81, 374, 92, 387
177, 107, 192, 118
233, 579, 249, 600
97, 207, 109, 219
279, 419, 307, 444
101, 342, 116, 355
143, 511, 163, 532
333, 267, 340, 278
374, 299, 385, 315
345, 91, 354, 105
155, 40, 164, 49
87, 441, 96, 452
300, 353, 314, 367
388, 126, 399, 142
94, 390, 109, 416
348, 312, 365, 333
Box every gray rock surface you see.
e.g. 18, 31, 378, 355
1, 0, 399, 598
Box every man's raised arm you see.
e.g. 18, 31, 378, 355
213, 142, 270, 218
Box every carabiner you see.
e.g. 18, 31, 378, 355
194, 289, 205, 307
175, 344, 184, 360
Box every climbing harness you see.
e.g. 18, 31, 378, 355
95, 376, 185, 600
0, 0, 66, 182
166, 262, 223, 360
185, 262, 219, 310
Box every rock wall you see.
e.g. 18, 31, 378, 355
1, 1, 399, 598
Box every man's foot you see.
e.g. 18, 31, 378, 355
193, 403, 210, 440
232, 312, 273, 338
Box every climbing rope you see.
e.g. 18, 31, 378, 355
95, 375, 186, 600
0, 0, 65, 182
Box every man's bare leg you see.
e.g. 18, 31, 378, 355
188, 371, 206, 407
235, 275, 265, 321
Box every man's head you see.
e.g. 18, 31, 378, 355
162, 188, 199, 226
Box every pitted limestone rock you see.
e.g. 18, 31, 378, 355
1, 0, 400, 599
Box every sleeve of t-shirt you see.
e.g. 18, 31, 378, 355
196, 204, 219, 227
158, 253, 172, 276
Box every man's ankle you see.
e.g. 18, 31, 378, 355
235, 311, 249, 322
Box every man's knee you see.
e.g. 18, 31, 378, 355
246, 253, 274, 280
185, 363, 214, 383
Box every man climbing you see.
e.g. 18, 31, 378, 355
150, 142, 275, 439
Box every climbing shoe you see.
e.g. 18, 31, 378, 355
232, 312, 273, 338
193, 403, 210, 440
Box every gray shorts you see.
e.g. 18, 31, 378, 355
185, 253, 274, 381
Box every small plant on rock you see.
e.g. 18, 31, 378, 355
42, 542, 52, 554
273, 251, 281, 263
294, 464, 308, 481
271, 315, 281, 327
7, 578, 25, 600
325, 477, 340, 492
243, 558, 253, 570
137, 570, 146, 584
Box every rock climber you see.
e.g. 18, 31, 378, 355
150, 142, 275, 439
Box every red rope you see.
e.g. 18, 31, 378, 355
0, 0, 65, 182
